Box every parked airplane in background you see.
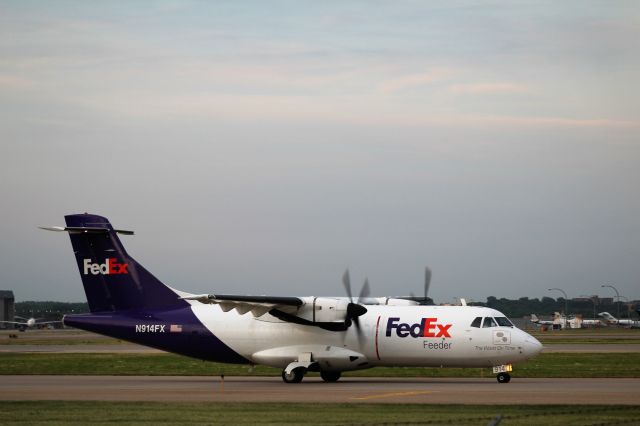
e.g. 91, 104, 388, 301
599, 312, 640, 328
531, 313, 604, 329
530, 313, 557, 326
40, 214, 543, 384
0, 316, 62, 331
578, 316, 605, 327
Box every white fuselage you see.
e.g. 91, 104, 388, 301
189, 303, 542, 370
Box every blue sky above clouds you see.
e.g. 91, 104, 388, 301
1, 1, 638, 303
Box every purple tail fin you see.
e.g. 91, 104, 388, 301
64, 214, 187, 313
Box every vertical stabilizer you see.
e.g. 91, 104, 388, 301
64, 213, 187, 313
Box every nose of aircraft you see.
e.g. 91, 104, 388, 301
523, 333, 543, 358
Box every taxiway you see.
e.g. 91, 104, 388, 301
1, 375, 638, 405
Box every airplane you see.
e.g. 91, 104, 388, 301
577, 316, 605, 328
531, 312, 568, 328
598, 312, 640, 328
530, 313, 556, 326
0, 316, 62, 331
40, 213, 543, 384
531, 313, 604, 329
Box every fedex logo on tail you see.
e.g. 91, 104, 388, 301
83, 258, 129, 275
386, 317, 452, 338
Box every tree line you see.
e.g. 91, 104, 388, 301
15, 301, 89, 321
473, 296, 638, 319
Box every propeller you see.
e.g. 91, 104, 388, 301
342, 269, 368, 344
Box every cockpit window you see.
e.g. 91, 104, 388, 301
470, 317, 482, 328
482, 317, 497, 328
495, 317, 514, 327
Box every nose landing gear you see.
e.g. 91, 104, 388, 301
281, 367, 306, 383
492, 364, 513, 383
496, 372, 511, 383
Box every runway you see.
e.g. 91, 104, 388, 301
1, 376, 638, 405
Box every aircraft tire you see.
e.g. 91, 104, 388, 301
282, 367, 305, 383
496, 372, 511, 383
320, 371, 341, 382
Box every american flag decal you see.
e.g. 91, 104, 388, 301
170, 324, 183, 333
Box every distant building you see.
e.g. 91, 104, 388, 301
572, 297, 595, 302
571, 296, 614, 305
0, 291, 15, 329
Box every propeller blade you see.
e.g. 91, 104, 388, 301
424, 267, 432, 300
342, 269, 353, 303
353, 316, 366, 347
357, 278, 370, 304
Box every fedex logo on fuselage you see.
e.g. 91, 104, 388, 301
386, 317, 452, 338
83, 258, 129, 275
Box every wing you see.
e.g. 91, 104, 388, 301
181, 294, 303, 318
0, 321, 27, 325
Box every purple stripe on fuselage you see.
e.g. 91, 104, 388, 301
64, 306, 248, 364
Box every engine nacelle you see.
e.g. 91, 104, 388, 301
364, 297, 419, 306
296, 297, 350, 324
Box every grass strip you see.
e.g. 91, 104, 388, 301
539, 339, 640, 344
1, 352, 639, 377
0, 401, 638, 425
0, 339, 123, 345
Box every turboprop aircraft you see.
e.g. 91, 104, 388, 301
40, 213, 543, 384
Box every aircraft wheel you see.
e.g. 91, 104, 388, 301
320, 371, 341, 382
282, 367, 305, 383
496, 372, 511, 383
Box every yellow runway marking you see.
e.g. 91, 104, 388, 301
351, 390, 436, 401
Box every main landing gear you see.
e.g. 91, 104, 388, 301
320, 371, 341, 382
281, 368, 342, 383
282, 367, 305, 383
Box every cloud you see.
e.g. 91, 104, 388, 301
477, 115, 639, 129
65, 88, 639, 132
0, 74, 33, 90
377, 70, 453, 94
449, 83, 529, 95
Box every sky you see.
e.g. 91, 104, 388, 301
1, 1, 639, 304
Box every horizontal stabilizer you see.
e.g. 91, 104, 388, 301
39, 226, 134, 235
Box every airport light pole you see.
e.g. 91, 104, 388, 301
601, 284, 620, 320
548, 288, 569, 317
